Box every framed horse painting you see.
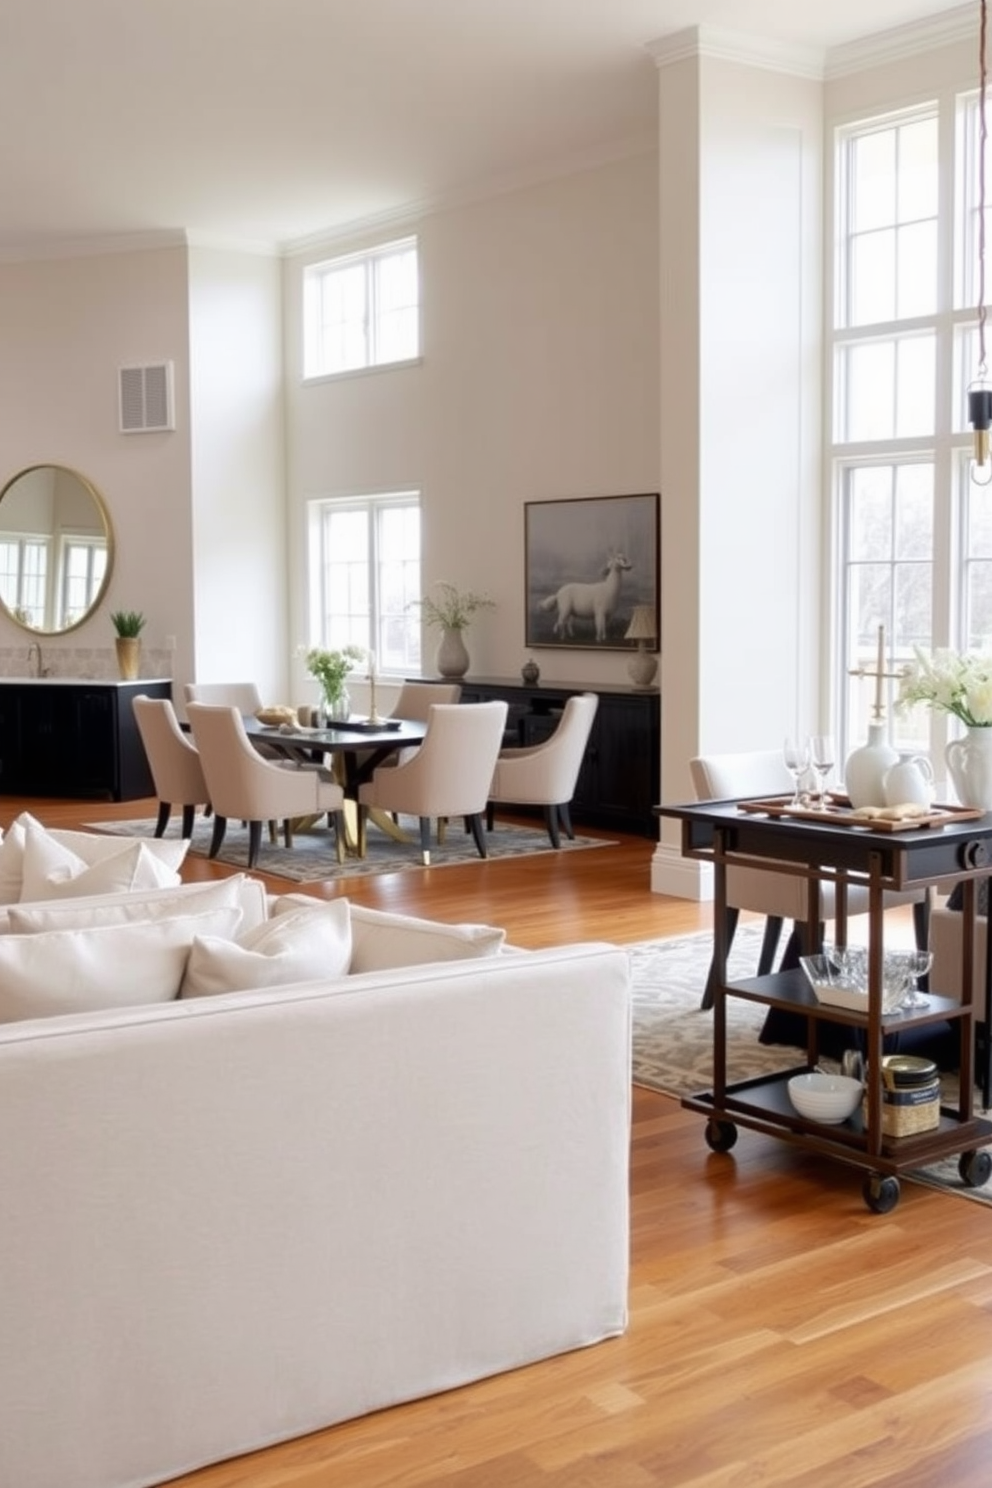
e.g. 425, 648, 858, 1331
524, 493, 660, 652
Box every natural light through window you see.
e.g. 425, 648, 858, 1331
303, 237, 420, 379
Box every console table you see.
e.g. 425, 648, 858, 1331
0, 679, 172, 800
413, 676, 659, 837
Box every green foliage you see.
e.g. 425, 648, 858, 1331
110, 610, 146, 638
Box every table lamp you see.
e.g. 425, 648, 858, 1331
624, 605, 657, 688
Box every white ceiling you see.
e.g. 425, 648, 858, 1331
0, 0, 975, 257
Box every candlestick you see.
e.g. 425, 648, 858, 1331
874, 623, 885, 721
367, 657, 383, 725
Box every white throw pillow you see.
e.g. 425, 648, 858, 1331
50, 827, 189, 874
180, 900, 352, 999
18, 825, 180, 903
271, 897, 506, 973
0, 906, 244, 1023
8, 873, 267, 935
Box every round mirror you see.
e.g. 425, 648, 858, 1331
0, 465, 114, 635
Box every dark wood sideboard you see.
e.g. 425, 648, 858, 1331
411, 676, 660, 838
0, 679, 172, 801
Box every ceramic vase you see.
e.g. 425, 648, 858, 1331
436, 627, 469, 679
945, 726, 992, 809
115, 637, 141, 680
844, 721, 898, 808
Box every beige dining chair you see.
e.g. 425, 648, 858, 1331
357, 701, 508, 865
187, 702, 347, 868
183, 681, 264, 716
691, 749, 929, 1013
132, 695, 210, 839
487, 692, 598, 847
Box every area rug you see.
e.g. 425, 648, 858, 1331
86, 815, 612, 884
629, 927, 992, 1207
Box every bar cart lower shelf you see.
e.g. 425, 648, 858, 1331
683, 1068, 992, 1213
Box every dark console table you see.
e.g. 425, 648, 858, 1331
0, 679, 172, 801
410, 676, 659, 837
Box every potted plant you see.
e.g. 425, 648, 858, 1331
304, 644, 366, 720
413, 582, 495, 679
110, 610, 146, 680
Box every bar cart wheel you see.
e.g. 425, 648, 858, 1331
863, 1173, 900, 1214
705, 1118, 738, 1153
958, 1149, 992, 1187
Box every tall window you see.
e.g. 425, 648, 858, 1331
0, 535, 49, 627
307, 491, 421, 673
831, 94, 987, 760
303, 236, 419, 378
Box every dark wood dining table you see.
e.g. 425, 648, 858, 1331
242, 715, 428, 854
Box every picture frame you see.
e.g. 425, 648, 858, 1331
524, 493, 660, 652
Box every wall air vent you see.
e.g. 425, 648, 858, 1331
118, 362, 175, 433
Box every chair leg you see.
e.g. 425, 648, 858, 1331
558, 802, 575, 841
700, 906, 740, 1011
438, 816, 448, 845
331, 811, 347, 864
208, 815, 228, 859
154, 800, 171, 838
419, 817, 432, 866
542, 804, 561, 849
283, 819, 294, 850
247, 820, 263, 869
180, 803, 195, 838
468, 812, 488, 859
756, 916, 784, 976
486, 801, 495, 831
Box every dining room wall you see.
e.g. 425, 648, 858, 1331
282, 151, 662, 701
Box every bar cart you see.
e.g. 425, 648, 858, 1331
655, 796, 992, 1212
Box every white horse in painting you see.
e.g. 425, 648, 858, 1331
539, 553, 633, 641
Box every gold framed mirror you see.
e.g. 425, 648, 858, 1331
0, 464, 115, 635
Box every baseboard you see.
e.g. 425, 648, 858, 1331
650, 844, 713, 901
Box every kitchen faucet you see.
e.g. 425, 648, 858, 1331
26, 641, 43, 678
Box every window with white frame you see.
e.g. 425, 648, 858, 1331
307, 491, 422, 674
303, 236, 419, 379
831, 93, 988, 763
0, 535, 49, 628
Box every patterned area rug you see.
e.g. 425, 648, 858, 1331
87, 814, 612, 884
630, 927, 992, 1207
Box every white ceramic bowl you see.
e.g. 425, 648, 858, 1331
787, 1072, 863, 1123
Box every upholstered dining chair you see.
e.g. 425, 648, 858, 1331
690, 749, 930, 1014
132, 695, 210, 839
486, 692, 598, 847
383, 681, 463, 767
357, 701, 508, 865
187, 702, 347, 869
183, 681, 264, 716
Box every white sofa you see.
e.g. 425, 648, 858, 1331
0, 833, 632, 1488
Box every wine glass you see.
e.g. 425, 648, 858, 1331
901, 948, 933, 1010
808, 733, 836, 810
783, 735, 810, 807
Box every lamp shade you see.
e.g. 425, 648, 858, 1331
624, 605, 656, 644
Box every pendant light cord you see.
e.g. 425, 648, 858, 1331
980, 0, 988, 375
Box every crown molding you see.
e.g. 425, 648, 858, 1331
646, 25, 825, 81
0, 228, 191, 265
826, 5, 976, 79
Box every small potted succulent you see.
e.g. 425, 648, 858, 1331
110, 609, 146, 680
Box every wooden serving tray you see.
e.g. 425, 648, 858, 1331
736, 795, 985, 831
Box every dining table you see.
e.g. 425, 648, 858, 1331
243, 714, 428, 853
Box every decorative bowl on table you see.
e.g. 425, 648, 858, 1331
787, 1072, 864, 1123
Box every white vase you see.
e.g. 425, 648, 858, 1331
882, 753, 935, 809
436, 627, 469, 679
945, 726, 992, 809
844, 721, 899, 809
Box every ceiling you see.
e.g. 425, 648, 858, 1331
0, 0, 975, 258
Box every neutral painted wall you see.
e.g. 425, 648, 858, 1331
0, 245, 193, 681
283, 152, 661, 708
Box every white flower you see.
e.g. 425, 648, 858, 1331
897, 646, 992, 728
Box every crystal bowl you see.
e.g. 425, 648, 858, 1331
787, 1072, 863, 1123
800, 947, 911, 1014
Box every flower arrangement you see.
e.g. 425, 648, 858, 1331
304, 644, 366, 704
413, 581, 495, 632
896, 646, 992, 727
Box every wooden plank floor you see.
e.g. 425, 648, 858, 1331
11, 798, 992, 1487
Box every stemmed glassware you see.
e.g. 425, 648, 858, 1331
808, 733, 836, 810
901, 948, 933, 1010
783, 735, 811, 807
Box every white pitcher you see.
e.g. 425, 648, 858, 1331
945, 726, 992, 809
882, 753, 934, 809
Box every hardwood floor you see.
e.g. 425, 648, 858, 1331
13, 798, 992, 1487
